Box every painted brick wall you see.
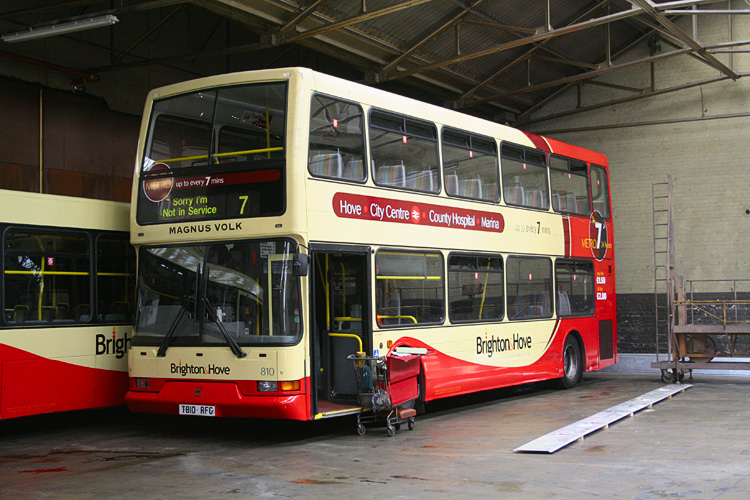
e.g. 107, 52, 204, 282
530, 6, 750, 351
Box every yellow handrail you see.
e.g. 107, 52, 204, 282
5, 270, 89, 276
377, 314, 418, 324
151, 147, 284, 165
328, 332, 363, 353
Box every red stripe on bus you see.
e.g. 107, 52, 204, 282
0, 344, 127, 420
523, 132, 551, 153
563, 216, 571, 257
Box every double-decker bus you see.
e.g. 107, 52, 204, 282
0, 190, 135, 420
126, 67, 616, 421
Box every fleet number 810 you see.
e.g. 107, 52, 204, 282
261, 367, 275, 376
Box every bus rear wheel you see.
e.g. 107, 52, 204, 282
557, 336, 583, 389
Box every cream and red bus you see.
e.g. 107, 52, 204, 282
126, 67, 616, 421
0, 190, 134, 420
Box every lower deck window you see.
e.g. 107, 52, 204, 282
376, 250, 444, 326
449, 254, 504, 322
507, 256, 552, 320
555, 260, 594, 316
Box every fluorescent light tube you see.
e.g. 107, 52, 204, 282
2, 15, 119, 43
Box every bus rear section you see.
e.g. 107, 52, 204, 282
0, 190, 134, 420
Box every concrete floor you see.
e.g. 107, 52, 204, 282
2, 372, 750, 499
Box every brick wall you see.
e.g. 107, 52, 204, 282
530, 6, 750, 351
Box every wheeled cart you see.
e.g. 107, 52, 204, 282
347, 353, 420, 437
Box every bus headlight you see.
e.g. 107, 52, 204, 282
135, 378, 150, 388
257, 381, 278, 392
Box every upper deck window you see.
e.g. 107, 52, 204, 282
369, 110, 439, 193
442, 129, 499, 202
308, 94, 365, 182
501, 144, 549, 210
549, 155, 590, 216
590, 164, 611, 220
137, 82, 287, 225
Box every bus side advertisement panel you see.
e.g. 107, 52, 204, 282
389, 321, 565, 401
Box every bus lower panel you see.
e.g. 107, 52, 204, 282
125, 379, 310, 420
0, 345, 128, 420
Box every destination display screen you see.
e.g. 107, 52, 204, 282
136, 163, 285, 224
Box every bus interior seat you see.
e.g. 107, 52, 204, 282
407, 169, 435, 191
309, 153, 343, 178
525, 189, 545, 208
76, 304, 91, 322
445, 173, 459, 195
376, 163, 406, 187
343, 159, 364, 180
459, 178, 482, 199
41, 306, 56, 322
12, 305, 29, 324
504, 186, 524, 205
484, 182, 498, 201
551, 192, 562, 211
56, 303, 71, 320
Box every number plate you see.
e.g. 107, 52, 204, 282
179, 404, 216, 417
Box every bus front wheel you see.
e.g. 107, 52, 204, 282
557, 336, 583, 389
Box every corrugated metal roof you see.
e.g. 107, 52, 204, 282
0, 0, 739, 123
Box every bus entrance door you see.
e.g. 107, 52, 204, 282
311, 248, 370, 418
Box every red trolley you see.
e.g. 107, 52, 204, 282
348, 353, 420, 437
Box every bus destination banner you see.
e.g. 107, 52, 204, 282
333, 192, 504, 233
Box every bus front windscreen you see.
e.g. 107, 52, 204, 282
137, 82, 287, 225
133, 239, 301, 347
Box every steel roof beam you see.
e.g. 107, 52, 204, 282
277, 0, 326, 34
470, 47, 694, 105
663, 9, 750, 14
628, 0, 739, 79
454, 0, 613, 105
382, 0, 487, 73
385, 7, 644, 82
284, 0, 436, 44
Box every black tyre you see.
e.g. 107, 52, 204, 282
387, 425, 395, 437
408, 418, 415, 431
357, 424, 366, 436
557, 336, 583, 389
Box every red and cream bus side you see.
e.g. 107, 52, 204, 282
0, 190, 135, 420
125, 68, 615, 421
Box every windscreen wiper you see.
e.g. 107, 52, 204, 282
203, 297, 247, 358
156, 299, 189, 357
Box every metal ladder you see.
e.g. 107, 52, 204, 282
652, 175, 675, 366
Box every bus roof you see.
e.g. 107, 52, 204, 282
0, 189, 130, 232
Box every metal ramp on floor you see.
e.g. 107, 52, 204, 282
514, 384, 692, 454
